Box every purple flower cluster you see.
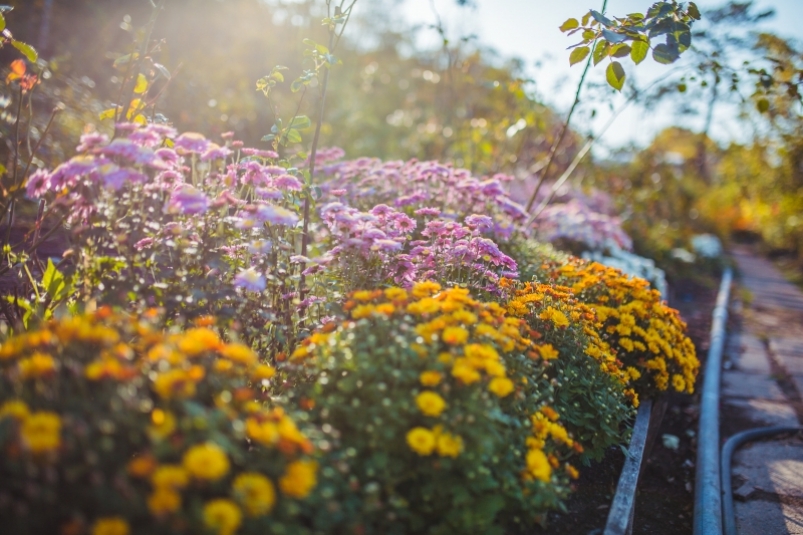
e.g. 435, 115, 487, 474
319, 158, 529, 240
534, 199, 633, 251
316, 201, 517, 294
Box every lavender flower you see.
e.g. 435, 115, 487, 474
167, 185, 210, 215
233, 268, 266, 292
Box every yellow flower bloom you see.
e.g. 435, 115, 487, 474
246, 418, 279, 447
251, 364, 276, 382
533, 344, 557, 361
436, 432, 463, 458
488, 377, 514, 397
463, 343, 499, 361
183, 442, 230, 481
153, 369, 196, 400
91, 517, 129, 535
411, 281, 441, 298
406, 427, 436, 456
279, 460, 317, 498
148, 409, 176, 441
203, 499, 242, 535
375, 303, 396, 316
0, 399, 29, 421
151, 465, 189, 489
21, 411, 61, 454
483, 360, 506, 377
419, 370, 443, 386
352, 290, 374, 302
415, 391, 447, 417
290, 345, 310, 360
384, 287, 408, 301
351, 304, 376, 320
233, 472, 276, 516
147, 488, 181, 516
526, 449, 552, 482
18, 352, 56, 379
178, 328, 222, 355
451, 360, 481, 384
539, 306, 570, 328
672, 374, 686, 392
219, 343, 257, 366
407, 297, 441, 315
441, 326, 468, 345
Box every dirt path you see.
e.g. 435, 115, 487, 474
723, 245, 803, 534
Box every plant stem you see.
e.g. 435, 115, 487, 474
298, 24, 337, 304
525, 0, 608, 213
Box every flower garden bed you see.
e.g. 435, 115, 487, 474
1, 126, 702, 535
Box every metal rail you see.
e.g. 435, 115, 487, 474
693, 267, 734, 535
603, 399, 654, 535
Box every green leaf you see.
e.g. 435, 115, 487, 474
569, 46, 591, 66
290, 79, 304, 93
601, 29, 627, 43
677, 83, 687, 93
652, 43, 678, 64
590, 9, 613, 27
687, 2, 701, 20
0, 12, 5, 32
582, 29, 596, 41
606, 61, 626, 91
43, 259, 68, 301
756, 98, 770, 113
290, 115, 311, 129
610, 43, 631, 58
270, 71, 284, 83
630, 39, 649, 64
0, 163, 6, 176
581, 11, 592, 26
11, 40, 37, 63
285, 129, 302, 144
559, 18, 579, 32
593, 41, 609, 66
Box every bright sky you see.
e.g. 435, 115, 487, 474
400, 0, 803, 150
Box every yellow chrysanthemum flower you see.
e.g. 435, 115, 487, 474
415, 391, 447, 417
177, 327, 222, 355
441, 326, 468, 346
419, 370, 443, 386
21, 411, 61, 454
436, 432, 464, 458
203, 499, 242, 535
279, 460, 317, 498
233, 472, 276, 516
411, 281, 441, 298
526, 449, 552, 482
147, 488, 181, 516
183, 442, 230, 481
151, 465, 189, 489
406, 427, 436, 456
219, 343, 257, 366
18, 352, 56, 379
0, 399, 29, 421
488, 377, 514, 397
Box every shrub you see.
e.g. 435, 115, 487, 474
26, 124, 319, 355
283, 282, 577, 535
0, 310, 317, 535
504, 279, 636, 461
513, 242, 699, 397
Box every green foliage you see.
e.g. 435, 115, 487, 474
0, 311, 318, 535
561, 1, 701, 90
283, 285, 578, 534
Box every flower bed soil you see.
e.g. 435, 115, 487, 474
527, 275, 718, 535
